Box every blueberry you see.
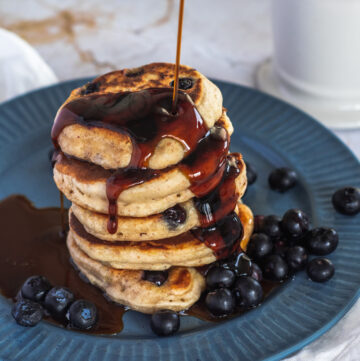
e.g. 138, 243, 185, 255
205, 288, 235, 316
66, 300, 98, 330
150, 310, 180, 336
272, 239, 288, 258
286, 246, 308, 271
250, 263, 263, 282
245, 162, 257, 185
44, 287, 75, 318
262, 254, 289, 281
206, 267, 235, 289
21, 276, 52, 302
262, 215, 282, 239
169, 77, 194, 90
306, 228, 339, 255
163, 205, 187, 229
82, 82, 99, 95
281, 209, 310, 239
12, 299, 44, 327
332, 187, 360, 215
233, 277, 263, 307
269, 167, 298, 192
307, 258, 335, 282
247, 233, 273, 260
142, 271, 169, 286
221, 252, 252, 276
254, 215, 264, 233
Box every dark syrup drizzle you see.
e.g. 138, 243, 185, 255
52, 89, 208, 234
0, 195, 281, 333
0, 195, 126, 334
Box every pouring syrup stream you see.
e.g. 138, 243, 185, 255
172, 0, 185, 113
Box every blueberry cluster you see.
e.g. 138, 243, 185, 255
248, 210, 337, 283
12, 275, 98, 330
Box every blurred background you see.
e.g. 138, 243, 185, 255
0, 0, 271, 84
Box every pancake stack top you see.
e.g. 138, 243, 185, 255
52, 63, 253, 314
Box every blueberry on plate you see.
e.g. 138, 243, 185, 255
206, 266, 235, 289
268, 167, 297, 192
262, 254, 289, 281
332, 187, 360, 215
306, 227, 339, 255
205, 288, 235, 316
150, 310, 180, 336
245, 162, 257, 185
286, 246, 308, 271
247, 233, 273, 260
233, 277, 263, 308
12, 299, 44, 327
262, 215, 282, 239
66, 300, 98, 330
281, 209, 310, 239
307, 258, 335, 282
250, 263, 263, 282
21, 275, 52, 302
221, 252, 252, 277
253, 215, 264, 233
44, 287, 75, 318
272, 239, 288, 258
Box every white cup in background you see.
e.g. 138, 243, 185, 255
256, 0, 360, 129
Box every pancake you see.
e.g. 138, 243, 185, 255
67, 233, 206, 313
71, 171, 244, 242
54, 154, 247, 218
55, 63, 224, 170
68, 203, 254, 270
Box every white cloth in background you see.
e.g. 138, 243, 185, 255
0, 28, 57, 102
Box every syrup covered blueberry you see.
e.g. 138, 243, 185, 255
44, 287, 75, 318
307, 258, 335, 282
306, 228, 339, 256
66, 300, 98, 330
250, 263, 263, 282
247, 233, 273, 260
233, 277, 263, 308
268, 167, 298, 192
206, 266, 235, 289
332, 187, 360, 215
245, 162, 257, 185
205, 288, 235, 316
281, 209, 310, 239
150, 310, 180, 336
262, 215, 282, 239
262, 255, 289, 281
254, 215, 265, 233
12, 299, 44, 327
286, 246, 308, 271
221, 252, 252, 276
21, 276, 52, 302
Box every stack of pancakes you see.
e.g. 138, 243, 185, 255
52, 63, 253, 314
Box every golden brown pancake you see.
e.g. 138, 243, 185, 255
54, 154, 247, 218
56, 63, 224, 170
68, 203, 254, 270
67, 233, 206, 313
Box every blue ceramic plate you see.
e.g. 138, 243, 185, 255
0, 79, 359, 361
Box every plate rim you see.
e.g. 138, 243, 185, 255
0, 77, 359, 361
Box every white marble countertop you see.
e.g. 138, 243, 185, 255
0, 0, 359, 360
